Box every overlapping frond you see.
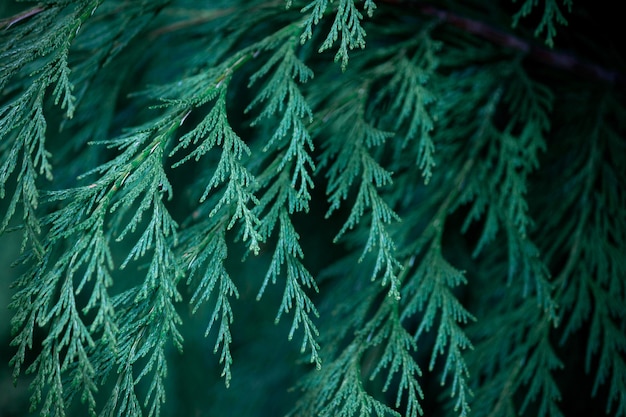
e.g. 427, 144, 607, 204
3, 2, 626, 417
320, 84, 402, 298
536, 91, 626, 417
248, 31, 321, 367
0, 0, 99, 252
291, 290, 410, 417
374, 30, 440, 184
401, 228, 475, 417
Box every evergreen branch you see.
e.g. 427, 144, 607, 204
100, 196, 182, 417
376, 123, 481, 416
68, 0, 171, 96
261, 209, 321, 366
367, 24, 442, 190
293, 260, 424, 417
167, 55, 264, 254
455, 65, 557, 319
382, 80, 486, 416
381, 51, 438, 183
516, 320, 564, 417
0, 0, 102, 254
252, 176, 323, 367
402, 241, 475, 417
246, 30, 322, 366
0, 88, 48, 255
1, 1, 624, 416
9, 248, 99, 417
292, 342, 399, 417
99, 361, 141, 417
368, 296, 424, 417
102, 276, 182, 417
318, 347, 398, 417
255, 164, 321, 360
8, 99, 182, 417
194, 89, 261, 253
467, 292, 564, 417
300, 0, 377, 69
320, 84, 403, 298
87, 130, 183, 417
246, 27, 316, 199
511, 0, 572, 47
180, 218, 238, 386
437, 73, 562, 417
546, 92, 626, 417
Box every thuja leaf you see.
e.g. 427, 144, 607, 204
300, 0, 376, 69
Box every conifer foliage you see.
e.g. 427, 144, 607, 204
0, 1, 624, 416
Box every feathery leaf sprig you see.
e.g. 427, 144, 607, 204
248, 31, 321, 367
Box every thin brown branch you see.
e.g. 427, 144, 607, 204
149, 8, 235, 38
379, 0, 625, 87
0, 5, 45, 31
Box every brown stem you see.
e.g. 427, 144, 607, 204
148, 8, 235, 38
379, 1, 625, 87
0, 5, 45, 30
